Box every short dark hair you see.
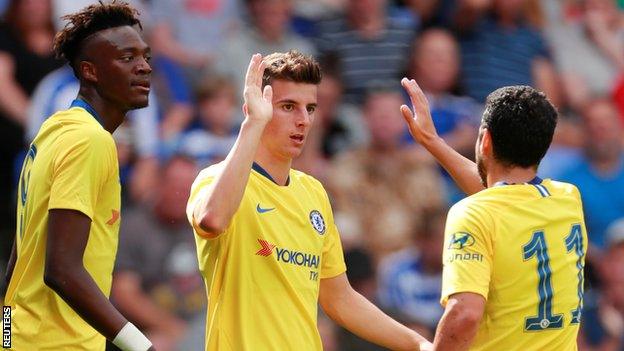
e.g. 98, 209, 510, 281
53, 1, 142, 74
262, 50, 322, 88
482, 86, 557, 168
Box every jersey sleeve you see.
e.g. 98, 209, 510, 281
320, 189, 346, 279
186, 166, 219, 238
48, 128, 114, 219
440, 200, 494, 306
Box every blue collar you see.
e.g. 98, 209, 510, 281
494, 176, 543, 187
252, 162, 290, 186
70, 99, 103, 126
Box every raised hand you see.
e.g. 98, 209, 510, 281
400, 77, 439, 145
243, 53, 273, 125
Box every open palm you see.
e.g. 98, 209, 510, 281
243, 54, 273, 124
399, 78, 439, 144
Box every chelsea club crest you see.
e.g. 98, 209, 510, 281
309, 210, 326, 235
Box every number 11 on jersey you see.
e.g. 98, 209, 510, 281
522, 224, 584, 331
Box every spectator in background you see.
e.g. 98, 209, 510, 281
455, 0, 561, 106
393, 0, 456, 28
377, 207, 446, 338
293, 68, 367, 181
559, 98, 624, 258
150, 0, 239, 74
315, 68, 367, 158
0, 0, 62, 285
543, 0, 624, 111
111, 156, 205, 351
164, 75, 239, 168
315, 0, 415, 105
149, 0, 240, 142
215, 0, 315, 93
327, 87, 445, 258
406, 28, 481, 203
579, 218, 624, 350
407, 28, 479, 158
27, 65, 161, 204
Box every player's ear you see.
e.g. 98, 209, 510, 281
481, 128, 493, 158
79, 61, 97, 84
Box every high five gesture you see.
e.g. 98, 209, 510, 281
243, 53, 273, 125
400, 77, 484, 195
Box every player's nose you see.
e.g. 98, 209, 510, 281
295, 108, 311, 127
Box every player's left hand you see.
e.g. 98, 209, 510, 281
400, 77, 439, 145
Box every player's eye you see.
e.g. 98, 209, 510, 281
121, 56, 133, 62
282, 104, 294, 112
144, 54, 152, 62
306, 106, 316, 114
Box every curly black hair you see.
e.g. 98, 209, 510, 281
53, 1, 142, 74
482, 86, 558, 168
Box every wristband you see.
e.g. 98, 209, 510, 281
112, 322, 152, 351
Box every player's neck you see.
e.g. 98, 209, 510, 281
254, 149, 292, 186
487, 164, 538, 187
77, 89, 126, 133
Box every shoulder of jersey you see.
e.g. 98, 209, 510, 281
290, 168, 325, 190
42, 108, 111, 141
544, 179, 581, 198
196, 161, 226, 180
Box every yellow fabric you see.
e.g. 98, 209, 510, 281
441, 179, 587, 351
5, 106, 120, 350
187, 164, 346, 351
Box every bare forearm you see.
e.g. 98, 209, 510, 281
433, 311, 479, 351
421, 135, 484, 195
194, 120, 266, 233
433, 295, 484, 351
45, 267, 127, 340
325, 289, 426, 351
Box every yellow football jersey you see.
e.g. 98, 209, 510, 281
5, 100, 121, 350
441, 177, 587, 350
187, 162, 347, 351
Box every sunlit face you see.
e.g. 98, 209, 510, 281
83, 26, 152, 111
261, 79, 318, 161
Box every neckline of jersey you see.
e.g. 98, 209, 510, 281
493, 176, 543, 187
252, 162, 291, 187
70, 99, 104, 127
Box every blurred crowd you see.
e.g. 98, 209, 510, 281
1, 0, 624, 350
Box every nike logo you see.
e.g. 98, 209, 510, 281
256, 204, 275, 214
106, 209, 120, 225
